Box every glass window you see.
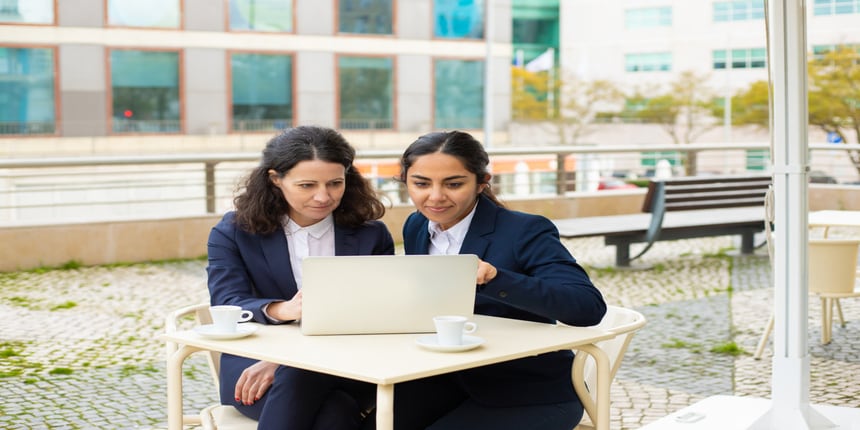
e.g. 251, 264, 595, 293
625, 52, 672, 72
435, 59, 483, 129
110, 50, 180, 133
229, 0, 293, 32
713, 48, 766, 69
746, 149, 769, 171
108, 0, 180, 28
713, 50, 727, 69
231, 53, 293, 132
339, 0, 392, 34
813, 0, 860, 15
625, 7, 672, 29
435, 0, 484, 39
713, 0, 764, 22
641, 151, 681, 168
338, 56, 393, 130
0, 0, 54, 24
0, 47, 55, 135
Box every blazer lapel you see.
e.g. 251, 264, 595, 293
460, 196, 495, 257
334, 225, 360, 255
259, 228, 297, 290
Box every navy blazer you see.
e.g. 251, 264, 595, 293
207, 211, 395, 322
402, 195, 607, 406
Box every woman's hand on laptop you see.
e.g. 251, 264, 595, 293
476, 260, 498, 285
268, 291, 303, 321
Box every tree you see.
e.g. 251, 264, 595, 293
511, 66, 624, 145
715, 80, 770, 128
808, 45, 860, 177
730, 46, 860, 178
622, 71, 721, 175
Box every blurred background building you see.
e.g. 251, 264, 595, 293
1, 0, 858, 156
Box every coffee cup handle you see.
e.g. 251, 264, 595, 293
463, 322, 477, 334
238, 310, 253, 323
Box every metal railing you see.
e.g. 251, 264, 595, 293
1, 142, 858, 225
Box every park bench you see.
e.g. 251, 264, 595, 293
552, 175, 771, 267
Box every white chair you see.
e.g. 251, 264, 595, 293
165, 303, 257, 430
808, 239, 860, 344
571, 305, 647, 430
754, 238, 860, 358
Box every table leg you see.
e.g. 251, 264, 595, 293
167, 345, 201, 430
376, 383, 394, 430
574, 344, 611, 430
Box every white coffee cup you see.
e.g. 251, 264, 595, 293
209, 305, 253, 333
433, 315, 478, 346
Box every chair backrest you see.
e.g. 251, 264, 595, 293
808, 239, 860, 295
165, 303, 221, 395
571, 305, 646, 428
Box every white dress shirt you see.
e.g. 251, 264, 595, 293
428, 202, 478, 255
284, 214, 336, 289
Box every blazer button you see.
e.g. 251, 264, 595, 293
499, 291, 508, 298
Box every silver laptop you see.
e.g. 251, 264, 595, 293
300, 254, 479, 335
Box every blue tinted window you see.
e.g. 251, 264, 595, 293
231, 53, 293, 132
110, 50, 180, 133
435, 0, 484, 39
338, 56, 393, 129
108, 0, 180, 28
713, 0, 765, 21
0, 47, 55, 135
229, 0, 293, 32
339, 0, 392, 34
435, 59, 484, 129
625, 7, 672, 29
0, 0, 54, 24
813, 0, 860, 15
625, 52, 672, 72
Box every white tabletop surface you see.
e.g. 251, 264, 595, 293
638, 395, 860, 429
808, 210, 860, 228
162, 314, 614, 385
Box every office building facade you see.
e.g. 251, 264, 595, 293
0, 0, 513, 154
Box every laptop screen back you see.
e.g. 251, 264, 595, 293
300, 254, 478, 335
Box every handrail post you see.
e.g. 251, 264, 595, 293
556, 152, 566, 196
205, 162, 217, 214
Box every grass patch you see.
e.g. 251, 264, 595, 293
661, 338, 704, 353
48, 368, 73, 375
0, 348, 20, 358
710, 341, 745, 356
50, 301, 77, 311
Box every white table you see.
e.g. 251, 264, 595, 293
808, 210, 860, 237
637, 395, 860, 429
162, 314, 615, 430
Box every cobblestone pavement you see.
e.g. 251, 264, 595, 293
1, 235, 859, 429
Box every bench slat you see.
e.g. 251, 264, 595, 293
553, 174, 771, 267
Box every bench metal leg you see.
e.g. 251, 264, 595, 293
741, 233, 755, 254
615, 243, 631, 267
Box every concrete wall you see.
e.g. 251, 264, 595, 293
2, 186, 858, 272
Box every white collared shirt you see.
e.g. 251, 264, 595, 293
284, 214, 335, 289
427, 202, 478, 255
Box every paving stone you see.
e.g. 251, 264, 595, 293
1, 240, 858, 429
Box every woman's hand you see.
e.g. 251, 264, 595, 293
234, 361, 279, 405
476, 260, 498, 285
267, 290, 303, 321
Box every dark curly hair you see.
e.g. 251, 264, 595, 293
399, 130, 504, 207
233, 125, 386, 234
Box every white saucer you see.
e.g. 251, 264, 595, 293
415, 335, 484, 352
193, 324, 258, 340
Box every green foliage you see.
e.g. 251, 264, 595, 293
50, 301, 78, 311
48, 368, 73, 375
710, 341, 745, 356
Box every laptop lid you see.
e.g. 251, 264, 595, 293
300, 254, 479, 335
